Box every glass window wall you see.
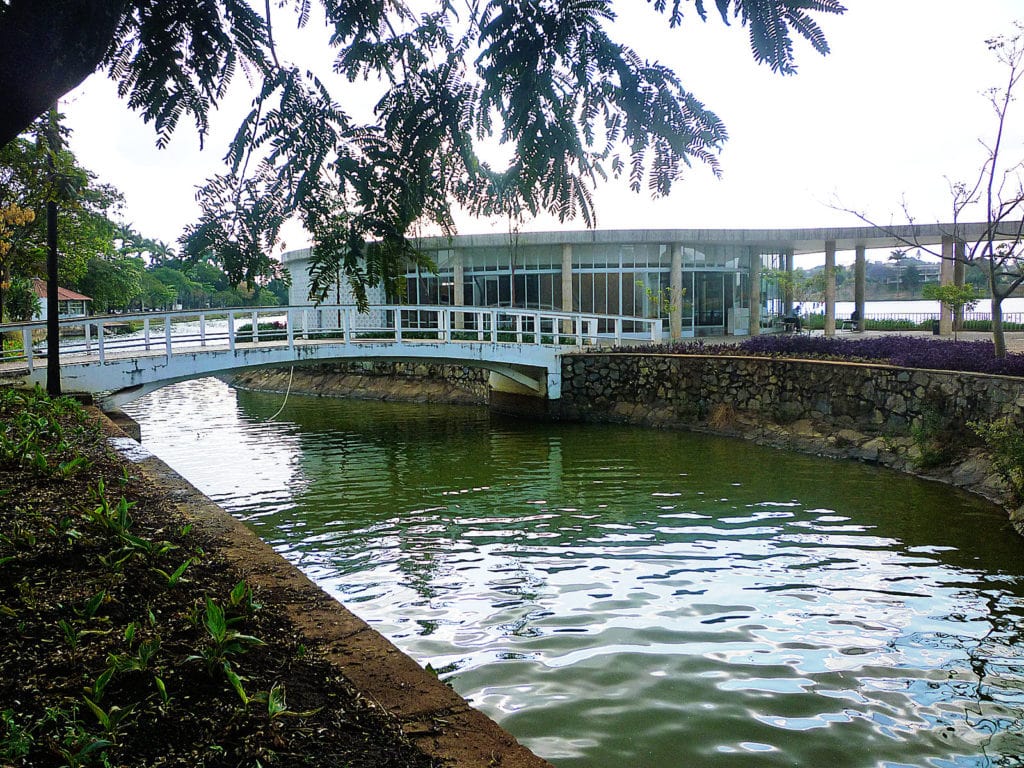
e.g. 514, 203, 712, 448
398, 239, 765, 337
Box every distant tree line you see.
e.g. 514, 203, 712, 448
801, 250, 991, 303
0, 115, 287, 322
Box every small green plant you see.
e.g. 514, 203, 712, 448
90, 622, 168, 705
636, 280, 686, 316
58, 618, 111, 657
59, 618, 82, 656
152, 557, 192, 587
48, 514, 83, 544
82, 695, 134, 745
1, 708, 35, 762
188, 595, 265, 675
45, 705, 112, 768
228, 579, 262, 616
922, 283, 981, 340
84, 480, 134, 536
970, 417, 1024, 501
911, 406, 959, 469
57, 455, 90, 477
259, 682, 321, 720
74, 590, 107, 621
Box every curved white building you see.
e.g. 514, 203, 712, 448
283, 223, 991, 339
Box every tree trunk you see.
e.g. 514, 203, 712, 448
0, 0, 130, 147
992, 295, 1007, 358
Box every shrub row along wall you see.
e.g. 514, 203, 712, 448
559, 353, 1024, 433
231, 360, 489, 405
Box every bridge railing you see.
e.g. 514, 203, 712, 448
1, 305, 661, 372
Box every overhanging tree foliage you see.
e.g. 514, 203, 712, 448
0, 0, 845, 307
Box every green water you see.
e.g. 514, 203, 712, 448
124, 378, 1024, 767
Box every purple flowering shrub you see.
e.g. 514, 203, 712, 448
739, 336, 1024, 376
605, 336, 1024, 376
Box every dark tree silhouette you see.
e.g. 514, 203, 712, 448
0, 0, 845, 304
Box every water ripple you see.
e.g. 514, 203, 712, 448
125, 378, 1024, 768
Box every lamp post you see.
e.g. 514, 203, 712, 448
45, 106, 60, 396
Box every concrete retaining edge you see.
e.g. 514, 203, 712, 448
94, 407, 553, 768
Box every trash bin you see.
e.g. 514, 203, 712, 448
931, 319, 940, 335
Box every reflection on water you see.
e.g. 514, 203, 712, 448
124, 378, 1024, 768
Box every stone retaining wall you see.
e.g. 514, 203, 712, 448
560, 353, 1024, 431
231, 360, 489, 405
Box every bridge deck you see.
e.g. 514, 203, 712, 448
1, 305, 661, 403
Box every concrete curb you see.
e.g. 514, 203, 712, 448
95, 407, 553, 768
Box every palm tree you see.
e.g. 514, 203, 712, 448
888, 249, 908, 297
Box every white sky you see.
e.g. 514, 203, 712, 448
62, 1, 1024, 265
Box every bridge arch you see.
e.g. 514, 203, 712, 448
0, 305, 659, 407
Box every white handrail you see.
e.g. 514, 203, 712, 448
0, 305, 663, 370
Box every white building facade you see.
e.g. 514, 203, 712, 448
282, 224, 991, 340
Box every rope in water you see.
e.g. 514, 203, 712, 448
268, 365, 295, 420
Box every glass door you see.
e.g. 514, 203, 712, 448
694, 272, 724, 332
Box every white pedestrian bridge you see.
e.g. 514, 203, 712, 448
0, 305, 660, 406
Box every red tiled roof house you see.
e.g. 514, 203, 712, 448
31, 278, 92, 320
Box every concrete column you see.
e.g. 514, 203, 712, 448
854, 245, 866, 332
749, 249, 761, 337
824, 240, 837, 336
939, 235, 955, 336
561, 244, 574, 334
783, 249, 794, 315
453, 249, 465, 330
670, 245, 683, 341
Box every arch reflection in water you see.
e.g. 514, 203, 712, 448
124, 378, 1024, 768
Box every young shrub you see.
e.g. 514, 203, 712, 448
970, 417, 1024, 501
911, 406, 959, 469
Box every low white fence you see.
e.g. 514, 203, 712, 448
1, 305, 661, 372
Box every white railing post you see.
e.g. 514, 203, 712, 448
83, 322, 91, 353
615, 317, 623, 347
251, 311, 259, 343
98, 322, 105, 363
575, 317, 583, 346
342, 308, 351, 343
301, 308, 309, 340
395, 307, 403, 342
143, 317, 151, 351
587, 318, 598, 345
650, 319, 659, 343
228, 312, 236, 352
515, 313, 523, 343
439, 308, 449, 342
164, 316, 172, 361
286, 308, 294, 351
23, 328, 33, 372
199, 314, 207, 347
490, 310, 498, 343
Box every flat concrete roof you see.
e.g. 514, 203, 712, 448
281, 222, 1016, 263
403, 222, 1008, 255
